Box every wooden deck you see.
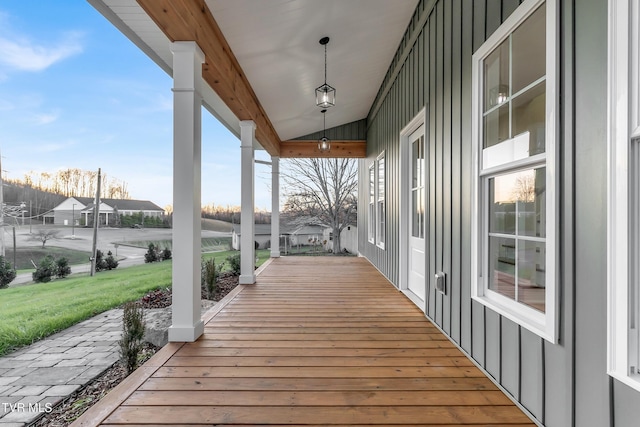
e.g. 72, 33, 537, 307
73, 256, 535, 426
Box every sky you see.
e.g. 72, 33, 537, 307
0, 1, 273, 210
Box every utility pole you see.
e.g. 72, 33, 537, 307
90, 168, 101, 276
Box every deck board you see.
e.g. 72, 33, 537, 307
72, 256, 535, 426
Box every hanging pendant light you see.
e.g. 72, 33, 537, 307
318, 109, 331, 152
315, 37, 336, 108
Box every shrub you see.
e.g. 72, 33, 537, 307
161, 248, 172, 261
226, 253, 241, 276
119, 301, 145, 374
94, 249, 107, 272
0, 256, 16, 289
105, 251, 119, 270
32, 255, 56, 283
144, 243, 158, 263
55, 257, 71, 279
202, 258, 223, 299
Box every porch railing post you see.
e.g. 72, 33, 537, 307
168, 41, 204, 342
240, 120, 256, 284
271, 156, 280, 258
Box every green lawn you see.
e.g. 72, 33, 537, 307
0, 249, 270, 356
119, 237, 232, 252
13, 246, 91, 271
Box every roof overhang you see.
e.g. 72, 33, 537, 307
88, 0, 419, 157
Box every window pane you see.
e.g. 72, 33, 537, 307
369, 166, 375, 203
489, 177, 516, 234
512, 81, 546, 155
517, 167, 546, 238
484, 39, 510, 111
512, 4, 546, 94
412, 137, 424, 189
489, 236, 516, 299
378, 158, 385, 197
412, 189, 424, 238
484, 104, 509, 149
517, 240, 546, 312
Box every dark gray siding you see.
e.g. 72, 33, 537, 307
291, 119, 366, 141
357, 0, 590, 425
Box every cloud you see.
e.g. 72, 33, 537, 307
32, 111, 60, 125
0, 31, 83, 72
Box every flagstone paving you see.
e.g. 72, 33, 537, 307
0, 310, 123, 426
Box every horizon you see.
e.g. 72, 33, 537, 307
0, 2, 273, 211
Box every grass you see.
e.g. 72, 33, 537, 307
0, 249, 270, 357
13, 246, 92, 271
119, 237, 232, 252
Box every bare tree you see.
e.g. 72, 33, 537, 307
282, 158, 357, 254
511, 173, 536, 203
31, 230, 60, 249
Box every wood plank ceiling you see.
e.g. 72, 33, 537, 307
132, 0, 418, 158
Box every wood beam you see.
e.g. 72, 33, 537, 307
280, 140, 367, 158
136, 0, 281, 156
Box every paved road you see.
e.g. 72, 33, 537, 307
6, 225, 230, 286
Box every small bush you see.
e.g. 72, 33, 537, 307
55, 257, 71, 279
105, 251, 119, 270
32, 255, 56, 283
161, 248, 172, 261
119, 301, 145, 374
94, 249, 107, 272
144, 243, 158, 263
202, 258, 223, 299
226, 254, 241, 276
0, 256, 16, 289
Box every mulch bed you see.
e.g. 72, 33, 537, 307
31, 272, 239, 427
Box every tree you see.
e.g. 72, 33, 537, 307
31, 229, 60, 248
0, 256, 17, 288
282, 158, 357, 254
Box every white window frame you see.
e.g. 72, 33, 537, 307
376, 152, 386, 250
607, 0, 640, 392
471, 0, 558, 342
368, 163, 375, 244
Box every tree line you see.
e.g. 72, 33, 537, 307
18, 168, 130, 199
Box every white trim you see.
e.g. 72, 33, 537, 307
606, 0, 640, 392
376, 151, 386, 250
399, 107, 428, 313
471, 0, 557, 343
368, 163, 376, 244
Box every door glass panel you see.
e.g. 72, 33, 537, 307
411, 134, 424, 239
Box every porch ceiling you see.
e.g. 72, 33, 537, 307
88, 0, 419, 157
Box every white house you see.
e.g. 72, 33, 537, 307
52, 196, 164, 226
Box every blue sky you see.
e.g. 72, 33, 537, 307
0, 2, 273, 210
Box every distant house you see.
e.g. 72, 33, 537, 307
232, 224, 272, 250
52, 197, 164, 226
322, 225, 358, 254
232, 223, 332, 252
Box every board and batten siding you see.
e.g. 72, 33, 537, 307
357, 0, 584, 425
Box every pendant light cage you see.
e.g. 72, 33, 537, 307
315, 37, 335, 108
318, 109, 331, 152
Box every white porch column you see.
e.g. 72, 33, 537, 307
240, 121, 256, 284
270, 156, 280, 257
168, 41, 204, 342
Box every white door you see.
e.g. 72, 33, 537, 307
407, 126, 426, 304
